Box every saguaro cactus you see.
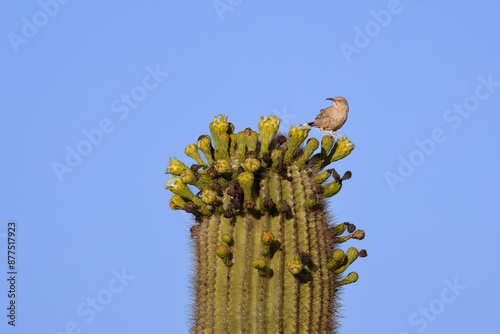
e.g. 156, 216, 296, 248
165, 115, 366, 333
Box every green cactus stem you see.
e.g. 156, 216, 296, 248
165, 115, 366, 333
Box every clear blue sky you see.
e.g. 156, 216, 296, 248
1, 1, 499, 333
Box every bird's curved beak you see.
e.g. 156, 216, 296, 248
325, 98, 334, 101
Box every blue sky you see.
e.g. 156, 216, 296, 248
1, 0, 499, 333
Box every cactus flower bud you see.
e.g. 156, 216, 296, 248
336, 229, 366, 243
181, 169, 209, 191
236, 131, 247, 162
210, 115, 229, 135
166, 157, 189, 176
214, 159, 232, 174
216, 245, 229, 259
201, 189, 217, 205
330, 223, 347, 237
165, 176, 205, 208
314, 170, 332, 184
244, 157, 260, 173
333, 247, 359, 274
252, 259, 266, 270
180, 168, 198, 185
245, 128, 259, 152
284, 123, 311, 163
197, 135, 215, 165
238, 172, 254, 201
222, 234, 233, 246
326, 249, 346, 269
320, 135, 335, 160
261, 231, 275, 245
296, 137, 319, 167
258, 115, 281, 154
335, 272, 359, 286
185, 144, 207, 166
169, 194, 186, 210
323, 180, 342, 197
324, 136, 355, 167
213, 132, 230, 160
216, 245, 233, 267
288, 259, 303, 275
229, 133, 237, 157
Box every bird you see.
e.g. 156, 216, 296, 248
308, 97, 349, 137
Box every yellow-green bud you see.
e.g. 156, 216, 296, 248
324, 180, 342, 197
200, 189, 217, 205
327, 137, 355, 165
180, 169, 208, 191
185, 144, 207, 166
261, 231, 275, 244
169, 194, 186, 210
197, 135, 214, 165
335, 272, 359, 286
288, 259, 303, 275
229, 133, 237, 157
289, 123, 311, 142
336, 230, 365, 243
296, 137, 319, 167
245, 129, 259, 152
320, 135, 335, 160
238, 172, 254, 201
244, 158, 260, 173
314, 170, 332, 184
213, 132, 230, 160
284, 123, 311, 163
210, 115, 229, 135
252, 259, 266, 270
326, 249, 346, 269
228, 123, 235, 135
166, 157, 188, 176
216, 245, 229, 259
222, 234, 233, 245
236, 131, 247, 162
331, 223, 347, 237
334, 247, 359, 274
214, 159, 232, 174
199, 172, 213, 185
165, 177, 204, 207
258, 115, 281, 154
180, 168, 197, 185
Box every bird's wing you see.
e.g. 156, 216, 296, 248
315, 108, 328, 121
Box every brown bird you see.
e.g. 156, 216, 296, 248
308, 97, 349, 137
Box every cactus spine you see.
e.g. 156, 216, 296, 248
165, 114, 365, 334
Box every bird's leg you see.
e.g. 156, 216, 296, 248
331, 131, 342, 138
320, 128, 333, 137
